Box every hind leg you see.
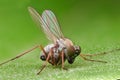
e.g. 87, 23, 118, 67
37, 47, 53, 75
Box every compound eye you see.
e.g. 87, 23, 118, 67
74, 46, 81, 55
74, 48, 80, 56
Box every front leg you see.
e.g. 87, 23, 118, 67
60, 48, 68, 70
80, 48, 120, 57
61, 50, 64, 69
80, 54, 107, 63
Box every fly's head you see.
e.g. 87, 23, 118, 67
67, 45, 81, 64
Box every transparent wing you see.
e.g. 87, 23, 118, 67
42, 10, 64, 39
28, 7, 58, 43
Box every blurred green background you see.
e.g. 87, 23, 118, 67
0, 0, 120, 80
0, 0, 120, 59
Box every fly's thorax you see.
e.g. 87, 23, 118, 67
56, 38, 74, 56
63, 38, 74, 48
57, 38, 74, 51
63, 38, 75, 56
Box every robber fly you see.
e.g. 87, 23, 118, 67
1, 6, 117, 75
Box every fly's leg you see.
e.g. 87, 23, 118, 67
79, 48, 120, 63
37, 49, 52, 75
39, 45, 47, 58
61, 48, 68, 70
61, 50, 64, 69
81, 48, 120, 57
47, 47, 55, 65
51, 43, 59, 65
0, 45, 39, 66
80, 52, 108, 57
80, 54, 107, 63
37, 46, 56, 75
56, 48, 66, 69
51, 49, 55, 65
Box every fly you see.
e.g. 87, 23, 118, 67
0, 7, 120, 75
